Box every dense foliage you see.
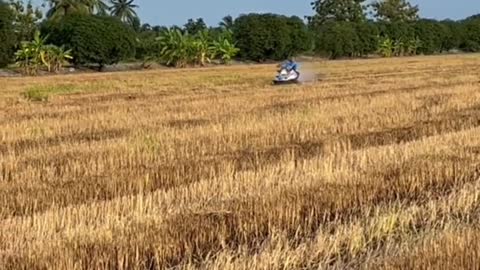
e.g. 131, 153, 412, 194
308, 0, 480, 59
460, 18, 480, 52
44, 14, 136, 68
184, 18, 207, 35
9, 0, 43, 43
314, 21, 378, 58
4, 0, 480, 74
233, 13, 311, 61
0, 0, 15, 67
308, 0, 366, 26
371, 0, 419, 22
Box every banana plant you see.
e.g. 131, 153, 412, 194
32, 30, 49, 66
377, 36, 394, 58
407, 37, 422, 56
193, 30, 213, 66
157, 28, 190, 67
156, 28, 239, 67
15, 30, 73, 75
210, 37, 239, 64
394, 38, 406, 57
45, 45, 73, 72
15, 30, 47, 74
15, 44, 37, 75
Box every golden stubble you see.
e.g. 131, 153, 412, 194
1, 54, 480, 269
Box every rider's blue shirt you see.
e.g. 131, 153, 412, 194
282, 61, 298, 71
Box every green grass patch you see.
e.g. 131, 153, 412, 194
22, 84, 78, 102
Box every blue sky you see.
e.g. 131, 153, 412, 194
35, 0, 480, 26
138, 0, 480, 26
137, 0, 313, 27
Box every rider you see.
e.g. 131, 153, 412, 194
274, 58, 300, 83
285, 58, 298, 72
280, 58, 298, 73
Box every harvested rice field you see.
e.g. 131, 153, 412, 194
1, 54, 480, 269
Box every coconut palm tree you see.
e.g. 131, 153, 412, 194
85, 0, 108, 14
109, 0, 138, 25
219, 15, 234, 30
46, 0, 107, 20
46, 0, 87, 20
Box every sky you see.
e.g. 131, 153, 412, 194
135, 0, 480, 27
34, 0, 480, 27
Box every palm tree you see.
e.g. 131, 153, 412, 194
85, 0, 108, 15
46, 0, 87, 20
46, 0, 107, 20
219, 15, 233, 30
109, 0, 138, 25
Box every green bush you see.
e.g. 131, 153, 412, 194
0, 1, 16, 68
377, 21, 415, 42
440, 20, 462, 52
459, 18, 480, 52
233, 14, 310, 61
284, 16, 313, 56
413, 20, 445, 54
354, 22, 379, 56
313, 21, 378, 59
314, 22, 358, 59
135, 36, 162, 64
43, 14, 136, 69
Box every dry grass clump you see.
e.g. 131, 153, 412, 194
1, 54, 480, 269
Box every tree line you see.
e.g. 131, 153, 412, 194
0, 0, 240, 73
1, 0, 480, 74
309, 0, 480, 59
